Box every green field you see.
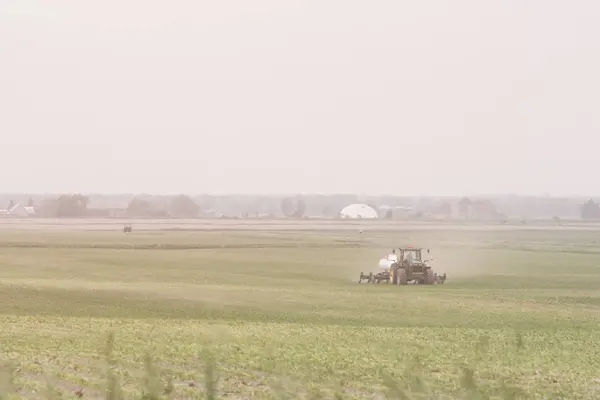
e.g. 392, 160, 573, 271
1, 224, 600, 399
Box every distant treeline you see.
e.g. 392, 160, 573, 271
1, 193, 599, 220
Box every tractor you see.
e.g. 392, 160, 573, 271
391, 247, 439, 285
358, 247, 447, 285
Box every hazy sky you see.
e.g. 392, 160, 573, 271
1, 1, 599, 196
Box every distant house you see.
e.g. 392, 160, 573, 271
9, 204, 29, 217
24, 206, 36, 216
0, 204, 37, 217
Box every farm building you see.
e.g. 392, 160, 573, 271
0, 204, 37, 217
339, 203, 379, 219
379, 205, 414, 219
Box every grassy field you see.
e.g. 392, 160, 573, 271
1, 223, 600, 399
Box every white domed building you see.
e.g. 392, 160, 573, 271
339, 203, 379, 219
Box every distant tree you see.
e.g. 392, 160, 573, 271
56, 194, 89, 217
169, 195, 200, 218
281, 197, 294, 217
127, 198, 154, 217
581, 199, 600, 220
294, 197, 306, 218
281, 196, 306, 218
251, 196, 268, 217
458, 197, 471, 218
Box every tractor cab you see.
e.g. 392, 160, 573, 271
399, 248, 423, 264
399, 247, 431, 268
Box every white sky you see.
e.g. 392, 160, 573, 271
1, 0, 599, 196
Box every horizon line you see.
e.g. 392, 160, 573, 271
0, 192, 598, 199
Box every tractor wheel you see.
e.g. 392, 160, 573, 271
424, 268, 435, 285
398, 268, 408, 285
